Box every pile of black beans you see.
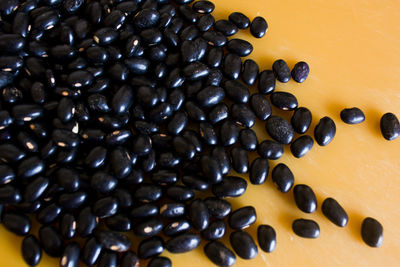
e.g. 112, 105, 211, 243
0, 0, 391, 266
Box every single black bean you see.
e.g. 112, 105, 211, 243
130, 204, 159, 219
293, 184, 317, 213
200, 155, 223, 184
272, 163, 294, 193
242, 59, 259, 85
271, 91, 298, 111
206, 68, 223, 86
239, 128, 258, 151
37, 203, 62, 224
166, 233, 200, 253
60, 242, 80, 267
134, 184, 162, 203
224, 80, 249, 103
207, 47, 223, 68
223, 54, 242, 80
133, 218, 163, 237
183, 62, 209, 81
229, 206, 257, 230
93, 196, 118, 218
98, 251, 117, 267
250, 157, 269, 185
0, 34, 25, 54
340, 107, 365, 124
292, 219, 320, 238
55, 168, 80, 193
3, 212, 31, 236
138, 236, 164, 259
321, 198, 348, 227
21, 235, 42, 266
148, 257, 172, 267
193, 1, 215, 14
230, 147, 249, 174
85, 146, 107, 169
202, 220, 226, 241
204, 241, 236, 267
215, 20, 238, 36
291, 61, 310, 83
120, 251, 139, 267
166, 185, 194, 202
227, 39, 253, 57
82, 237, 102, 266
380, 112, 400, 140
93, 27, 119, 45
291, 107, 312, 134
179, 5, 197, 23
314, 116, 336, 146
212, 176, 247, 198
231, 103, 256, 128
266, 115, 295, 145
361, 217, 383, 247
182, 175, 209, 191
211, 146, 231, 175
96, 230, 130, 252
290, 135, 314, 158
160, 203, 185, 218
197, 13, 215, 32
197, 86, 225, 107
204, 197, 232, 219
60, 213, 76, 240
173, 136, 196, 160
17, 131, 39, 153
180, 25, 199, 41
230, 230, 258, 259
272, 59, 291, 83
0, 164, 14, 185
0, 56, 23, 72
0, 143, 25, 163
181, 38, 207, 63
229, 12, 250, 29
209, 103, 229, 124
250, 93, 272, 121
250, 16, 268, 38
220, 120, 239, 146
12, 104, 43, 123
257, 225, 277, 253
39, 225, 63, 257
77, 207, 98, 237
52, 129, 79, 148
198, 122, 217, 145
189, 199, 210, 231
17, 156, 45, 179
163, 219, 191, 236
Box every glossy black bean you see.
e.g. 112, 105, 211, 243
223, 54, 242, 80
224, 80, 249, 103
15, 201, 41, 214
228, 12, 249, 29
183, 62, 209, 81
271, 91, 298, 111
173, 135, 196, 160
184, 101, 206, 121
0, 164, 14, 185
121, 167, 143, 185
120, 251, 139, 267
0, 0, 18, 16
134, 184, 162, 203
239, 128, 258, 151
207, 47, 223, 68
292, 219, 320, 238
55, 168, 80, 193
188, 199, 209, 231
179, 5, 197, 23
0, 72, 14, 90
266, 115, 294, 145
182, 175, 209, 191
272, 59, 291, 83
250, 16, 268, 38
163, 219, 190, 236
180, 25, 199, 41
203, 31, 227, 47
209, 103, 229, 124
159, 203, 184, 218
290, 61, 310, 83
212, 176, 247, 198
214, 19, 238, 36
0, 143, 25, 163
230, 147, 249, 173
0, 34, 25, 54
92, 195, 117, 218
291, 107, 312, 134
133, 218, 163, 237
111, 147, 132, 179
152, 170, 178, 185
85, 146, 106, 169
380, 112, 400, 140
57, 98, 74, 123
158, 152, 180, 168
202, 220, 226, 241
293, 184, 317, 213
138, 236, 164, 259
271, 163, 294, 193
257, 225, 276, 253
59, 191, 87, 211
200, 155, 223, 184
321, 198, 348, 227
95, 230, 131, 252
199, 122, 217, 145
136, 86, 159, 108
192, 0, 214, 13
205, 68, 222, 86
167, 112, 187, 136
204, 241, 236, 267
12, 104, 43, 123
340, 107, 365, 124
82, 237, 102, 266
60, 213, 76, 240
166, 185, 194, 202
204, 197, 232, 219
210, 146, 230, 175
230, 230, 258, 259
290, 135, 314, 158
22, 176, 48, 202
93, 27, 119, 45
130, 204, 159, 219
231, 103, 256, 128
133, 8, 159, 29
219, 120, 239, 146
168, 88, 185, 111
148, 257, 172, 267
166, 233, 200, 253
249, 157, 269, 185
361, 217, 383, 247
17, 131, 38, 153
37, 203, 62, 224
2, 86, 23, 103
50, 45, 76, 61
39, 225, 62, 257
181, 38, 207, 63
314, 116, 336, 146
196, 13, 215, 32
17, 156, 44, 179
248, 94, 270, 122
229, 206, 257, 229
132, 134, 152, 156
105, 215, 131, 232
227, 39, 253, 57
3, 212, 31, 236
67, 70, 93, 88
240, 60, 258, 86
60, 242, 80, 267
165, 68, 185, 89
52, 129, 79, 149
21, 235, 42, 266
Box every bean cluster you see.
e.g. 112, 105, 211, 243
0, 0, 391, 266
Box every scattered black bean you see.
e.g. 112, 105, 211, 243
291, 61, 310, 83
340, 107, 365, 124
230, 230, 258, 259
212, 176, 247, 198
21, 235, 42, 266
361, 217, 383, 247
250, 16, 268, 38
290, 135, 314, 158
380, 112, 400, 140
227, 39, 253, 57
250, 157, 269, 185
202, 220, 226, 241
266, 115, 295, 145
271, 91, 298, 111
291, 107, 312, 134
189, 199, 210, 231
60, 242, 80, 267
165, 233, 201, 253
229, 206, 257, 230
321, 198, 348, 227
229, 12, 250, 29
314, 116, 336, 146
138, 236, 164, 259
293, 184, 317, 213
239, 128, 258, 151
271, 163, 294, 193
257, 225, 277, 253
292, 219, 320, 238
204, 241, 236, 267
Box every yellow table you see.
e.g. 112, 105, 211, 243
1, 0, 400, 266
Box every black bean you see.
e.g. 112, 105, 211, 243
211, 146, 231, 175
121, 251, 140, 267
196, 86, 225, 107
181, 38, 207, 63
239, 128, 258, 151
290, 135, 314, 158
227, 39, 253, 57
55, 168, 80, 193
228, 12, 250, 29
230, 147, 249, 173
3, 212, 31, 236
220, 120, 239, 146
223, 54, 242, 80
266, 115, 295, 145
361, 217, 383, 247
224, 80, 249, 103
257, 225, 277, 253
203, 31, 227, 47
188, 199, 209, 231
271, 163, 294, 193
292, 219, 320, 238
93, 27, 119, 45
197, 13, 215, 32
82, 237, 102, 266
291, 61, 310, 83
231, 103, 256, 128
113, 189, 132, 209
206, 68, 223, 86
209, 103, 229, 124
340, 107, 365, 124
204, 241, 236, 267
204, 197, 232, 219
17, 131, 38, 153
179, 5, 198, 23
130, 204, 159, 219
182, 175, 209, 191
133, 218, 163, 237
138, 236, 164, 259
250, 157, 269, 185
93, 196, 118, 218
272, 59, 291, 83
104, 10, 126, 29
380, 112, 400, 140
215, 20, 238, 36
16, 201, 41, 214
166, 185, 194, 202
98, 251, 117, 267
52, 129, 79, 148
37, 203, 62, 224
321, 197, 348, 227
241, 59, 259, 86
39, 225, 63, 257
168, 88, 185, 111
163, 219, 191, 236
198, 122, 216, 145
148, 257, 172, 267
180, 25, 199, 41
202, 220, 226, 241
212, 176, 247, 198
207, 47, 223, 68
0, 164, 14, 185
314, 116, 336, 146
12, 104, 43, 123
193, 1, 215, 14
21, 235, 42, 266
160, 203, 185, 218
291, 107, 312, 134
110, 147, 132, 179
173, 135, 196, 160
250, 93, 272, 121
85, 146, 106, 169
250, 16, 268, 38
0, 143, 25, 163
134, 184, 162, 203
60, 213, 76, 240
17, 156, 45, 179
293, 184, 317, 213
0, 72, 14, 89
229, 206, 257, 230
271, 91, 298, 111
0, 34, 25, 54
230, 230, 258, 259
60, 242, 80, 267
166, 233, 200, 253
200, 155, 223, 184
96, 230, 130, 252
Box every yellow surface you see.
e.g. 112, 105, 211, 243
1, 0, 400, 266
